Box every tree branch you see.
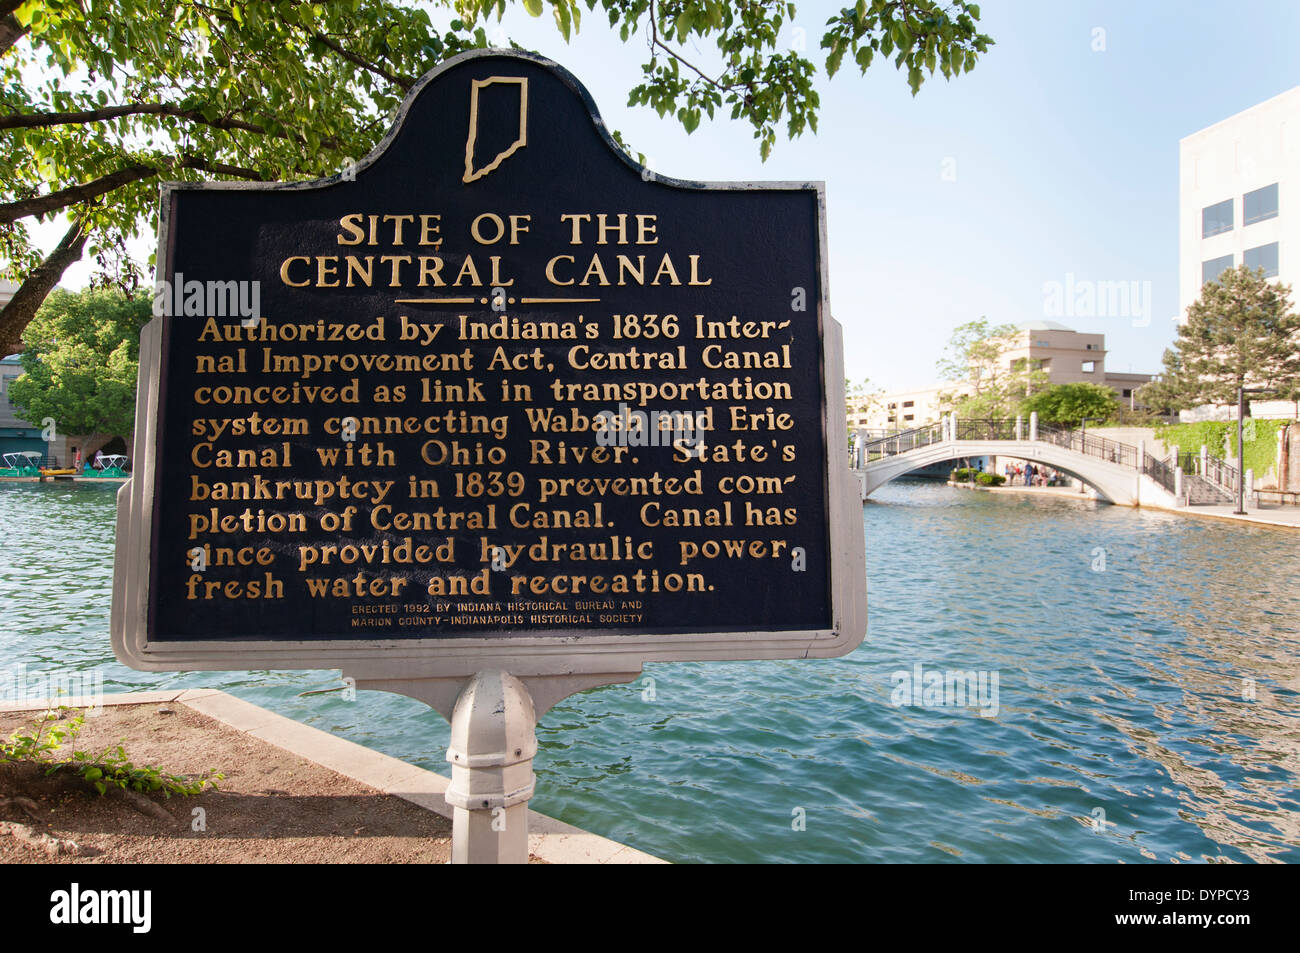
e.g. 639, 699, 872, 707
0, 218, 87, 356
0, 12, 28, 55
646, 0, 741, 92
0, 155, 265, 225
0, 101, 345, 150
0, 164, 160, 224
311, 33, 414, 90
183, 157, 266, 180
0, 102, 261, 133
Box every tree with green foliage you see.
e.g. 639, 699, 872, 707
1138, 264, 1300, 412
6, 287, 151, 461
845, 375, 881, 413
1019, 381, 1119, 428
936, 317, 1047, 418
935, 317, 1014, 387
845, 375, 881, 445
0, 0, 993, 353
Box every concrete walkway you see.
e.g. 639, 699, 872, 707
0, 689, 665, 864
1145, 502, 1300, 530
944, 477, 1300, 528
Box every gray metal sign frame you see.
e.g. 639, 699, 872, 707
110, 49, 866, 688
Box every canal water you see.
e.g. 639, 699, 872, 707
1, 478, 1297, 863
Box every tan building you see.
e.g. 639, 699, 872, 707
995, 320, 1107, 384
845, 397, 875, 432
853, 320, 1153, 431
875, 384, 948, 431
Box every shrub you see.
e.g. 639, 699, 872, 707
1153, 419, 1286, 476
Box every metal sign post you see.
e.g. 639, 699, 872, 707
444, 671, 535, 865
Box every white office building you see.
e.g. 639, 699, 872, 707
1178, 86, 1300, 420
1179, 86, 1299, 316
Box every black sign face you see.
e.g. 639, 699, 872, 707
139, 51, 832, 644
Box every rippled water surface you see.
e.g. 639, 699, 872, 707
2, 479, 1298, 863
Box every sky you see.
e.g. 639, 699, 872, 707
34, 0, 1300, 392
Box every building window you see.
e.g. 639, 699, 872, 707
1244, 242, 1279, 278
1202, 254, 1234, 285
1202, 198, 1234, 237
1122, 389, 1133, 398
902, 401, 914, 408
1082, 361, 1096, 373
1085, 343, 1101, 351
903, 414, 915, 422
1243, 183, 1278, 225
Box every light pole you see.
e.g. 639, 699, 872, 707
1235, 386, 1269, 515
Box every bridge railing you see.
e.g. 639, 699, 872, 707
1201, 454, 1238, 496
1175, 449, 1240, 496
1143, 451, 1177, 493
953, 418, 1019, 441
858, 423, 945, 461
855, 428, 908, 441
1038, 425, 1139, 469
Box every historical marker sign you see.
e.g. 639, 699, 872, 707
111, 50, 865, 682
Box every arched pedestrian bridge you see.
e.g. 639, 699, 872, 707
851, 417, 1234, 508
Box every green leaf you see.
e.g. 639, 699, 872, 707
826, 42, 845, 77
11, 2, 34, 26
522, 0, 543, 16
675, 11, 693, 42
